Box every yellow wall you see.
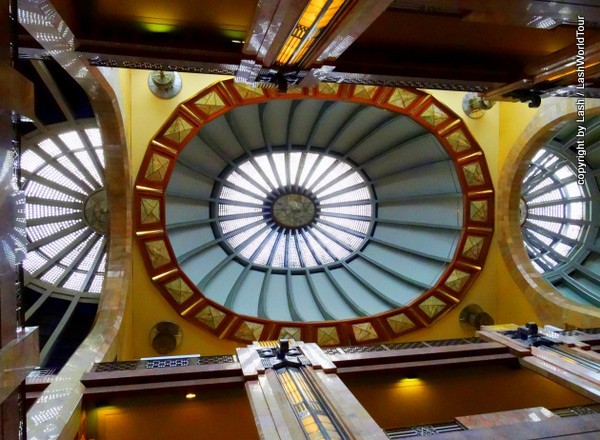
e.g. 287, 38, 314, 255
344, 364, 593, 429
117, 74, 550, 358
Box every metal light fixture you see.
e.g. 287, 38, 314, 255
148, 70, 182, 99
462, 92, 496, 119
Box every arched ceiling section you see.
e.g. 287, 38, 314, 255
134, 80, 494, 346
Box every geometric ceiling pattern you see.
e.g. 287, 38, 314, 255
134, 79, 495, 346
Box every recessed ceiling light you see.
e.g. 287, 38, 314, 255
185, 393, 196, 399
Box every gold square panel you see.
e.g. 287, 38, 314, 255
352, 322, 378, 342
163, 116, 193, 143
145, 239, 171, 269
387, 88, 417, 109
463, 236, 484, 260
145, 154, 170, 182
195, 305, 226, 329
421, 104, 449, 126
195, 90, 226, 116
419, 296, 446, 318
446, 129, 471, 153
279, 327, 301, 340
235, 321, 264, 341
164, 277, 193, 304
463, 162, 485, 186
387, 313, 415, 334
317, 327, 339, 346
234, 83, 264, 100
445, 269, 470, 293
318, 83, 339, 95
470, 200, 488, 222
353, 85, 378, 100
141, 198, 160, 224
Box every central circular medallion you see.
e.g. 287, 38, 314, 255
272, 193, 316, 228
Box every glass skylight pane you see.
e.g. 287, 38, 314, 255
528, 204, 564, 219
39, 229, 87, 259
57, 156, 95, 190
288, 234, 302, 268
60, 233, 95, 266
316, 172, 363, 197
239, 229, 270, 259
554, 166, 573, 180
322, 204, 372, 217
529, 229, 553, 246
74, 151, 103, 186
40, 266, 65, 284
218, 204, 262, 216
564, 182, 582, 198
78, 237, 104, 271
26, 204, 78, 220
220, 187, 263, 205
312, 161, 351, 193
566, 202, 584, 220
543, 156, 559, 168
289, 152, 302, 185
529, 178, 553, 194
532, 261, 545, 273
529, 189, 562, 205
297, 234, 318, 267
220, 216, 263, 234
38, 139, 62, 157
27, 220, 81, 243
238, 161, 271, 191
253, 232, 278, 265
59, 131, 85, 151
23, 251, 48, 274
85, 128, 102, 147
304, 232, 334, 264
37, 164, 87, 194
97, 253, 107, 273
298, 153, 319, 186
89, 275, 104, 293
561, 224, 581, 240
320, 187, 370, 204
529, 219, 561, 234
311, 229, 351, 259
317, 223, 364, 248
532, 149, 546, 163
21, 150, 45, 172
272, 153, 287, 186
226, 171, 267, 197
553, 242, 572, 257
227, 224, 264, 248
62, 272, 87, 290
254, 155, 279, 188
541, 255, 558, 267
320, 215, 369, 234
305, 156, 335, 189
271, 235, 287, 267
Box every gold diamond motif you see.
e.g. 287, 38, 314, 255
470, 200, 488, 222
141, 198, 160, 224
234, 83, 264, 100
353, 85, 378, 100
419, 296, 447, 318
446, 129, 471, 153
421, 104, 449, 126
388, 88, 417, 109
352, 322, 378, 342
317, 327, 339, 346
463, 162, 485, 186
145, 239, 171, 269
463, 236, 484, 260
319, 83, 339, 95
195, 90, 226, 116
195, 305, 226, 329
145, 154, 170, 182
235, 321, 263, 341
163, 116, 193, 143
286, 85, 304, 94
164, 278, 193, 304
279, 327, 301, 340
387, 313, 415, 334
445, 269, 470, 292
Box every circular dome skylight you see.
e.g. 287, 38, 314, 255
215, 151, 374, 270
521, 147, 591, 275
22, 123, 108, 298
